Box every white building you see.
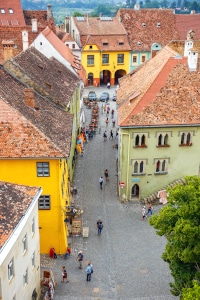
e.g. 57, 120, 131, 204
0, 181, 42, 300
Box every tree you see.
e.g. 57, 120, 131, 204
182, 281, 200, 299
73, 11, 84, 17
149, 176, 200, 297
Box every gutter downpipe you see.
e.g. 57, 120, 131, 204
120, 132, 130, 202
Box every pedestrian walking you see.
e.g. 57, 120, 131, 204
99, 176, 104, 189
111, 109, 114, 118
97, 219, 104, 235
86, 261, 93, 281
146, 203, 153, 216
115, 130, 118, 139
103, 131, 107, 141
106, 117, 109, 126
107, 82, 110, 89
61, 266, 69, 282
64, 246, 71, 259
142, 206, 146, 220
109, 130, 113, 140
104, 104, 107, 114
76, 251, 83, 269
104, 169, 109, 181
112, 118, 116, 127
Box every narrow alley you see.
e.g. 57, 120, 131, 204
43, 86, 178, 300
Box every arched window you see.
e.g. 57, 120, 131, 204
156, 160, 160, 172
134, 161, 138, 173
164, 134, 168, 145
158, 134, 162, 146
135, 135, 140, 146
181, 133, 185, 145
141, 135, 145, 146
162, 160, 166, 172
186, 133, 191, 144
140, 161, 144, 173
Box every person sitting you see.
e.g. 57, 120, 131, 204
64, 246, 71, 259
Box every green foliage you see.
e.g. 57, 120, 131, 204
149, 176, 200, 297
73, 12, 84, 17
181, 281, 200, 299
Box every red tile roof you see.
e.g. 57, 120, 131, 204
0, 67, 73, 158
0, 181, 41, 248
117, 9, 179, 51
84, 35, 131, 51
41, 27, 86, 82
118, 43, 200, 127
175, 14, 200, 40
0, 0, 25, 26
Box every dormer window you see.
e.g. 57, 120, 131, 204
9, 8, 14, 14
119, 42, 124, 45
157, 22, 160, 27
89, 45, 93, 49
142, 23, 146, 28
137, 42, 142, 46
103, 42, 108, 46
0, 8, 5, 14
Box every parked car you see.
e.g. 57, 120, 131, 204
100, 92, 109, 102
88, 91, 97, 101
112, 94, 116, 101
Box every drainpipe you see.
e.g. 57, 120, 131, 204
120, 132, 130, 201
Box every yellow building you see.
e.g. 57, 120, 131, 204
0, 73, 74, 254
70, 16, 131, 86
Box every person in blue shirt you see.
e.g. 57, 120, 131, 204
86, 262, 93, 281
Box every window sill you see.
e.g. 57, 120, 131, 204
132, 173, 146, 176
102, 63, 109, 65
179, 143, 192, 147
154, 172, 168, 175
156, 145, 170, 148
134, 145, 147, 148
117, 63, 124, 65
87, 64, 95, 67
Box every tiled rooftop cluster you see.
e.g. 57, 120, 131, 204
0, 181, 40, 248
0, 65, 74, 158
117, 9, 179, 51
117, 42, 200, 127
4, 47, 79, 109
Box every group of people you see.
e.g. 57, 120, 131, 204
103, 130, 117, 141
99, 169, 110, 189
142, 203, 153, 220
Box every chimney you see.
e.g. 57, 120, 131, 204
24, 88, 35, 108
47, 4, 53, 21
184, 30, 195, 57
31, 19, 38, 33
2, 40, 15, 62
22, 30, 29, 51
188, 48, 198, 71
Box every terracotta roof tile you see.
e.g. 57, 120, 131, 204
0, 181, 40, 248
175, 14, 200, 40
4, 47, 79, 109
0, 68, 73, 158
84, 35, 131, 51
117, 9, 179, 51
0, 0, 25, 26
118, 42, 200, 127
41, 27, 86, 81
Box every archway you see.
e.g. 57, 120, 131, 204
100, 70, 111, 85
114, 69, 126, 84
88, 73, 93, 86
131, 184, 140, 199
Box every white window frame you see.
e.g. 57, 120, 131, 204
8, 258, 14, 281
155, 158, 169, 174
0, 9, 5, 14
132, 159, 146, 175
23, 269, 28, 287
22, 234, 27, 254
180, 131, 192, 146
134, 133, 147, 147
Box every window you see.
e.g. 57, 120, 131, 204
72, 43, 75, 49
22, 234, 27, 254
132, 56, 137, 63
155, 159, 168, 174
135, 134, 146, 147
118, 42, 124, 45
87, 55, 94, 65
9, 8, 14, 14
89, 45, 93, 49
32, 252, 35, 268
37, 162, 49, 177
32, 217, 35, 235
141, 55, 146, 63
132, 160, 145, 175
102, 54, 109, 64
8, 258, 14, 281
102, 42, 108, 46
0, 9, 5, 14
117, 54, 124, 64
23, 269, 28, 287
157, 134, 169, 147
180, 132, 192, 146
38, 195, 50, 209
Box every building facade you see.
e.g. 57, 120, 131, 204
0, 181, 42, 300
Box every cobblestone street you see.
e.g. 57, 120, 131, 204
41, 86, 178, 300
